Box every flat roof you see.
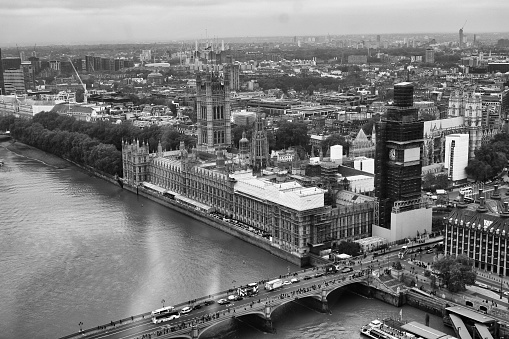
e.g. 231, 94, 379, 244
474, 324, 493, 339
446, 306, 496, 324
401, 321, 448, 339
449, 314, 472, 339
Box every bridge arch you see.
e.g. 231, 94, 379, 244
197, 310, 265, 339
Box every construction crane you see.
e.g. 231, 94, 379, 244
68, 58, 88, 104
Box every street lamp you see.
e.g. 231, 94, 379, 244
79, 321, 83, 332
500, 273, 504, 300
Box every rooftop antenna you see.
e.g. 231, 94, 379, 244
461, 20, 467, 30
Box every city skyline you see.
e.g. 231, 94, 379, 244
1, 0, 508, 46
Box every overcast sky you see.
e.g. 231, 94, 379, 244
1, 0, 508, 46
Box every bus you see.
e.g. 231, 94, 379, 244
151, 306, 180, 324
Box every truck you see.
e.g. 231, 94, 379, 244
264, 278, 283, 291
325, 264, 337, 275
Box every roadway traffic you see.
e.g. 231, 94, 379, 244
80, 266, 370, 339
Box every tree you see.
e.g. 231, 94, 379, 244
274, 121, 309, 150
321, 134, 348, 155
334, 241, 361, 257
432, 255, 476, 293
465, 158, 491, 182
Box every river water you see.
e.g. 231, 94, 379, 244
0, 142, 455, 339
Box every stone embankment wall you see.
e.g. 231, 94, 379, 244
123, 184, 306, 266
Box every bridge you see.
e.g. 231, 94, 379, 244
61, 268, 395, 339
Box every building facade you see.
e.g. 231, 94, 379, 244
444, 194, 508, 277
447, 91, 499, 158
196, 72, 232, 152
122, 140, 376, 257
375, 82, 424, 229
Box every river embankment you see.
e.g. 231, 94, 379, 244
2, 141, 71, 169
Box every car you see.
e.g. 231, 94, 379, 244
217, 298, 229, 305
314, 272, 324, 278
303, 275, 312, 280
341, 267, 353, 273
283, 280, 291, 285
475, 282, 489, 289
290, 278, 300, 283
203, 300, 215, 306
180, 306, 192, 314
427, 249, 434, 254
192, 303, 202, 310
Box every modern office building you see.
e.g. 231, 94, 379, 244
196, 72, 232, 152
444, 134, 469, 183
373, 82, 431, 241
459, 28, 464, 48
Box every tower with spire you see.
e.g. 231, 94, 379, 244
196, 72, 231, 153
251, 113, 270, 174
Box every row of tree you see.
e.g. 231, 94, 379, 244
31, 111, 195, 153
6, 118, 122, 175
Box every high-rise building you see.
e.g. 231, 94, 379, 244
459, 28, 464, 48
444, 134, 469, 183
196, 72, 232, 152
251, 113, 270, 173
0, 48, 5, 95
2, 57, 24, 94
227, 63, 240, 92
425, 48, 435, 64
374, 82, 431, 240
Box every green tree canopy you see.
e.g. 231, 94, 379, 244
274, 121, 309, 150
432, 255, 476, 293
334, 241, 361, 257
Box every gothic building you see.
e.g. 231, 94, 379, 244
122, 138, 376, 258
447, 91, 499, 158
196, 72, 232, 152
251, 113, 270, 173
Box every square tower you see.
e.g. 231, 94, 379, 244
375, 82, 424, 229
196, 72, 232, 152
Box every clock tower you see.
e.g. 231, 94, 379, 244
375, 82, 425, 229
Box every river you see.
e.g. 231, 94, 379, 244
0, 142, 455, 339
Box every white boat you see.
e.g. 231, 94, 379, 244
361, 320, 418, 339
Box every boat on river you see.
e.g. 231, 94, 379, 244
361, 320, 420, 339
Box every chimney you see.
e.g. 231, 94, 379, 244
501, 201, 509, 218
492, 184, 501, 200
477, 190, 487, 213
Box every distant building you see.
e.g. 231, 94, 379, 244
251, 113, 270, 172
425, 48, 435, 64
459, 28, 464, 48
0, 48, 5, 95
347, 55, 368, 64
